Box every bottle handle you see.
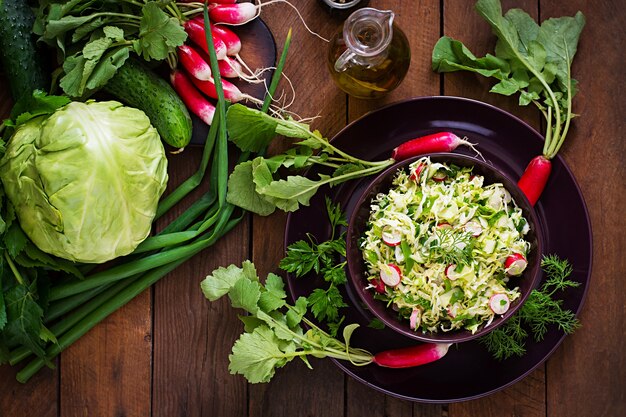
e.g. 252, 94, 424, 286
334, 49, 355, 72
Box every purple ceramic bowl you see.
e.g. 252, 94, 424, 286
346, 152, 544, 344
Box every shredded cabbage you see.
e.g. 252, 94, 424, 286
361, 157, 531, 333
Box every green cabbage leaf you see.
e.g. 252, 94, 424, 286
0, 100, 168, 263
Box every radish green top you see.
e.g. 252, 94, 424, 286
361, 157, 531, 333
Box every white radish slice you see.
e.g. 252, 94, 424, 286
380, 264, 402, 287
504, 253, 528, 276
489, 293, 511, 315
464, 220, 483, 236
445, 264, 463, 280
409, 308, 421, 330
381, 226, 401, 246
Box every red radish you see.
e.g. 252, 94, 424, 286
381, 226, 401, 247
184, 19, 227, 60
170, 70, 216, 126
392, 132, 478, 161
409, 308, 421, 330
437, 222, 453, 229
179, 0, 236, 3
373, 343, 451, 368
218, 57, 244, 78
209, 3, 258, 25
190, 74, 242, 102
380, 264, 402, 287
177, 44, 211, 81
371, 278, 386, 294
517, 155, 552, 206
489, 293, 510, 315
463, 220, 483, 237
504, 253, 528, 276
210, 21, 242, 55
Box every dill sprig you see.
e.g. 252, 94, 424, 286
479, 254, 581, 360
426, 228, 475, 266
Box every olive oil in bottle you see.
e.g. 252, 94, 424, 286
327, 8, 410, 99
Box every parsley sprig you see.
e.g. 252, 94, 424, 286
279, 198, 348, 335
479, 254, 581, 360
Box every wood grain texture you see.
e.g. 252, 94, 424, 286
541, 1, 626, 416
60, 291, 151, 417
0, 1, 625, 415
151, 152, 248, 417
443, 2, 545, 416
248, 2, 347, 417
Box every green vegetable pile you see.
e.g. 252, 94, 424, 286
432, 0, 585, 159
0, 6, 290, 383
34, 0, 201, 97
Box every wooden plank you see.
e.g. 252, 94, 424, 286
60, 291, 151, 417
443, 1, 545, 416
541, 1, 626, 416
248, 2, 347, 416
151, 150, 249, 417
0, 78, 59, 417
344, 1, 445, 414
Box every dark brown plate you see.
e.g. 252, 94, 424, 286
283, 96, 592, 403
189, 18, 276, 145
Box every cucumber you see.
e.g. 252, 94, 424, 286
104, 59, 193, 149
0, 0, 49, 102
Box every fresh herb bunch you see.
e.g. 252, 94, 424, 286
479, 254, 581, 360
200, 261, 373, 383
34, 0, 204, 97
427, 228, 475, 266
432, 0, 585, 159
279, 197, 348, 336
224, 104, 394, 215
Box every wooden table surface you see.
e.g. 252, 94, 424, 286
1, 1, 624, 416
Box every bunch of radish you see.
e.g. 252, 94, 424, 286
171, 11, 265, 125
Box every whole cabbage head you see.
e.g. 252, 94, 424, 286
0, 100, 168, 264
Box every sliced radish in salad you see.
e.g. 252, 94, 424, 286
380, 264, 402, 287
445, 264, 464, 280
381, 226, 401, 246
437, 222, 453, 229
504, 253, 528, 276
409, 162, 426, 181
489, 293, 510, 315
370, 278, 386, 294
409, 308, 421, 330
432, 171, 448, 182
464, 220, 483, 236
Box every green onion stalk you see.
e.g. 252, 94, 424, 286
9, 9, 293, 382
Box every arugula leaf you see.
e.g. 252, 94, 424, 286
201, 260, 258, 301
432, 0, 584, 159
134, 3, 187, 61
228, 325, 292, 383
258, 273, 287, 313
202, 261, 373, 384
225, 160, 276, 216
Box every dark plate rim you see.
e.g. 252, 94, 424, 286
283, 95, 593, 403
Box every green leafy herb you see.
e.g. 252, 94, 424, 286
432, 0, 585, 159
225, 104, 394, 215
201, 261, 373, 383
426, 228, 475, 266
36, 0, 190, 97
279, 198, 349, 334
479, 254, 581, 360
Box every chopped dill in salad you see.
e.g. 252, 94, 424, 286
360, 157, 532, 334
